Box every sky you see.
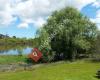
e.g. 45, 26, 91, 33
0, 0, 100, 38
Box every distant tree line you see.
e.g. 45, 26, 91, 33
0, 34, 36, 46
0, 34, 9, 39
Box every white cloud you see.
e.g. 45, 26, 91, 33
14, 0, 70, 25
92, 1, 100, 8
90, 9, 100, 30
94, 10, 100, 21
0, 0, 98, 28
97, 10, 100, 18
0, 0, 14, 26
97, 24, 100, 30
90, 18, 100, 24
71, 0, 96, 10
0, 12, 13, 25
33, 17, 46, 27
0, 0, 69, 28
18, 22, 28, 28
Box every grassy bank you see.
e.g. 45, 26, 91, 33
0, 61, 100, 80
0, 55, 27, 64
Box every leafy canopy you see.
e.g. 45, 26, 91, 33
37, 7, 97, 61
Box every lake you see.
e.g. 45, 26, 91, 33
0, 45, 33, 55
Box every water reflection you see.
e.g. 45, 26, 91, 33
0, 45, 33, 55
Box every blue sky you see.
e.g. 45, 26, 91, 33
0, 17, 37, 38
0, 0, 100, 38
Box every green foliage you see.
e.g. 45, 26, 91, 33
0, 36, 35, 46
94, 31, 100, 59
37, 7, 97, 61
36, 28, 52, 62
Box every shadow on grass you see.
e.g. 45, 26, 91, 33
95, 70, 100, 79
90, 58, 100, 63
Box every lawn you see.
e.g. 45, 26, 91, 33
0, 60, 100, 80
0, 55, 27, 64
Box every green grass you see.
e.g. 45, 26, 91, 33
0, 55, 27, 64
0, 60, 100, 80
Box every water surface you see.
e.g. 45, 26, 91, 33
0, 45, 33, 55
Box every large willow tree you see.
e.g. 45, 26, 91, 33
37, 7, 97, 61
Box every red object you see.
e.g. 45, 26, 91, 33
28, 48, 42, 62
